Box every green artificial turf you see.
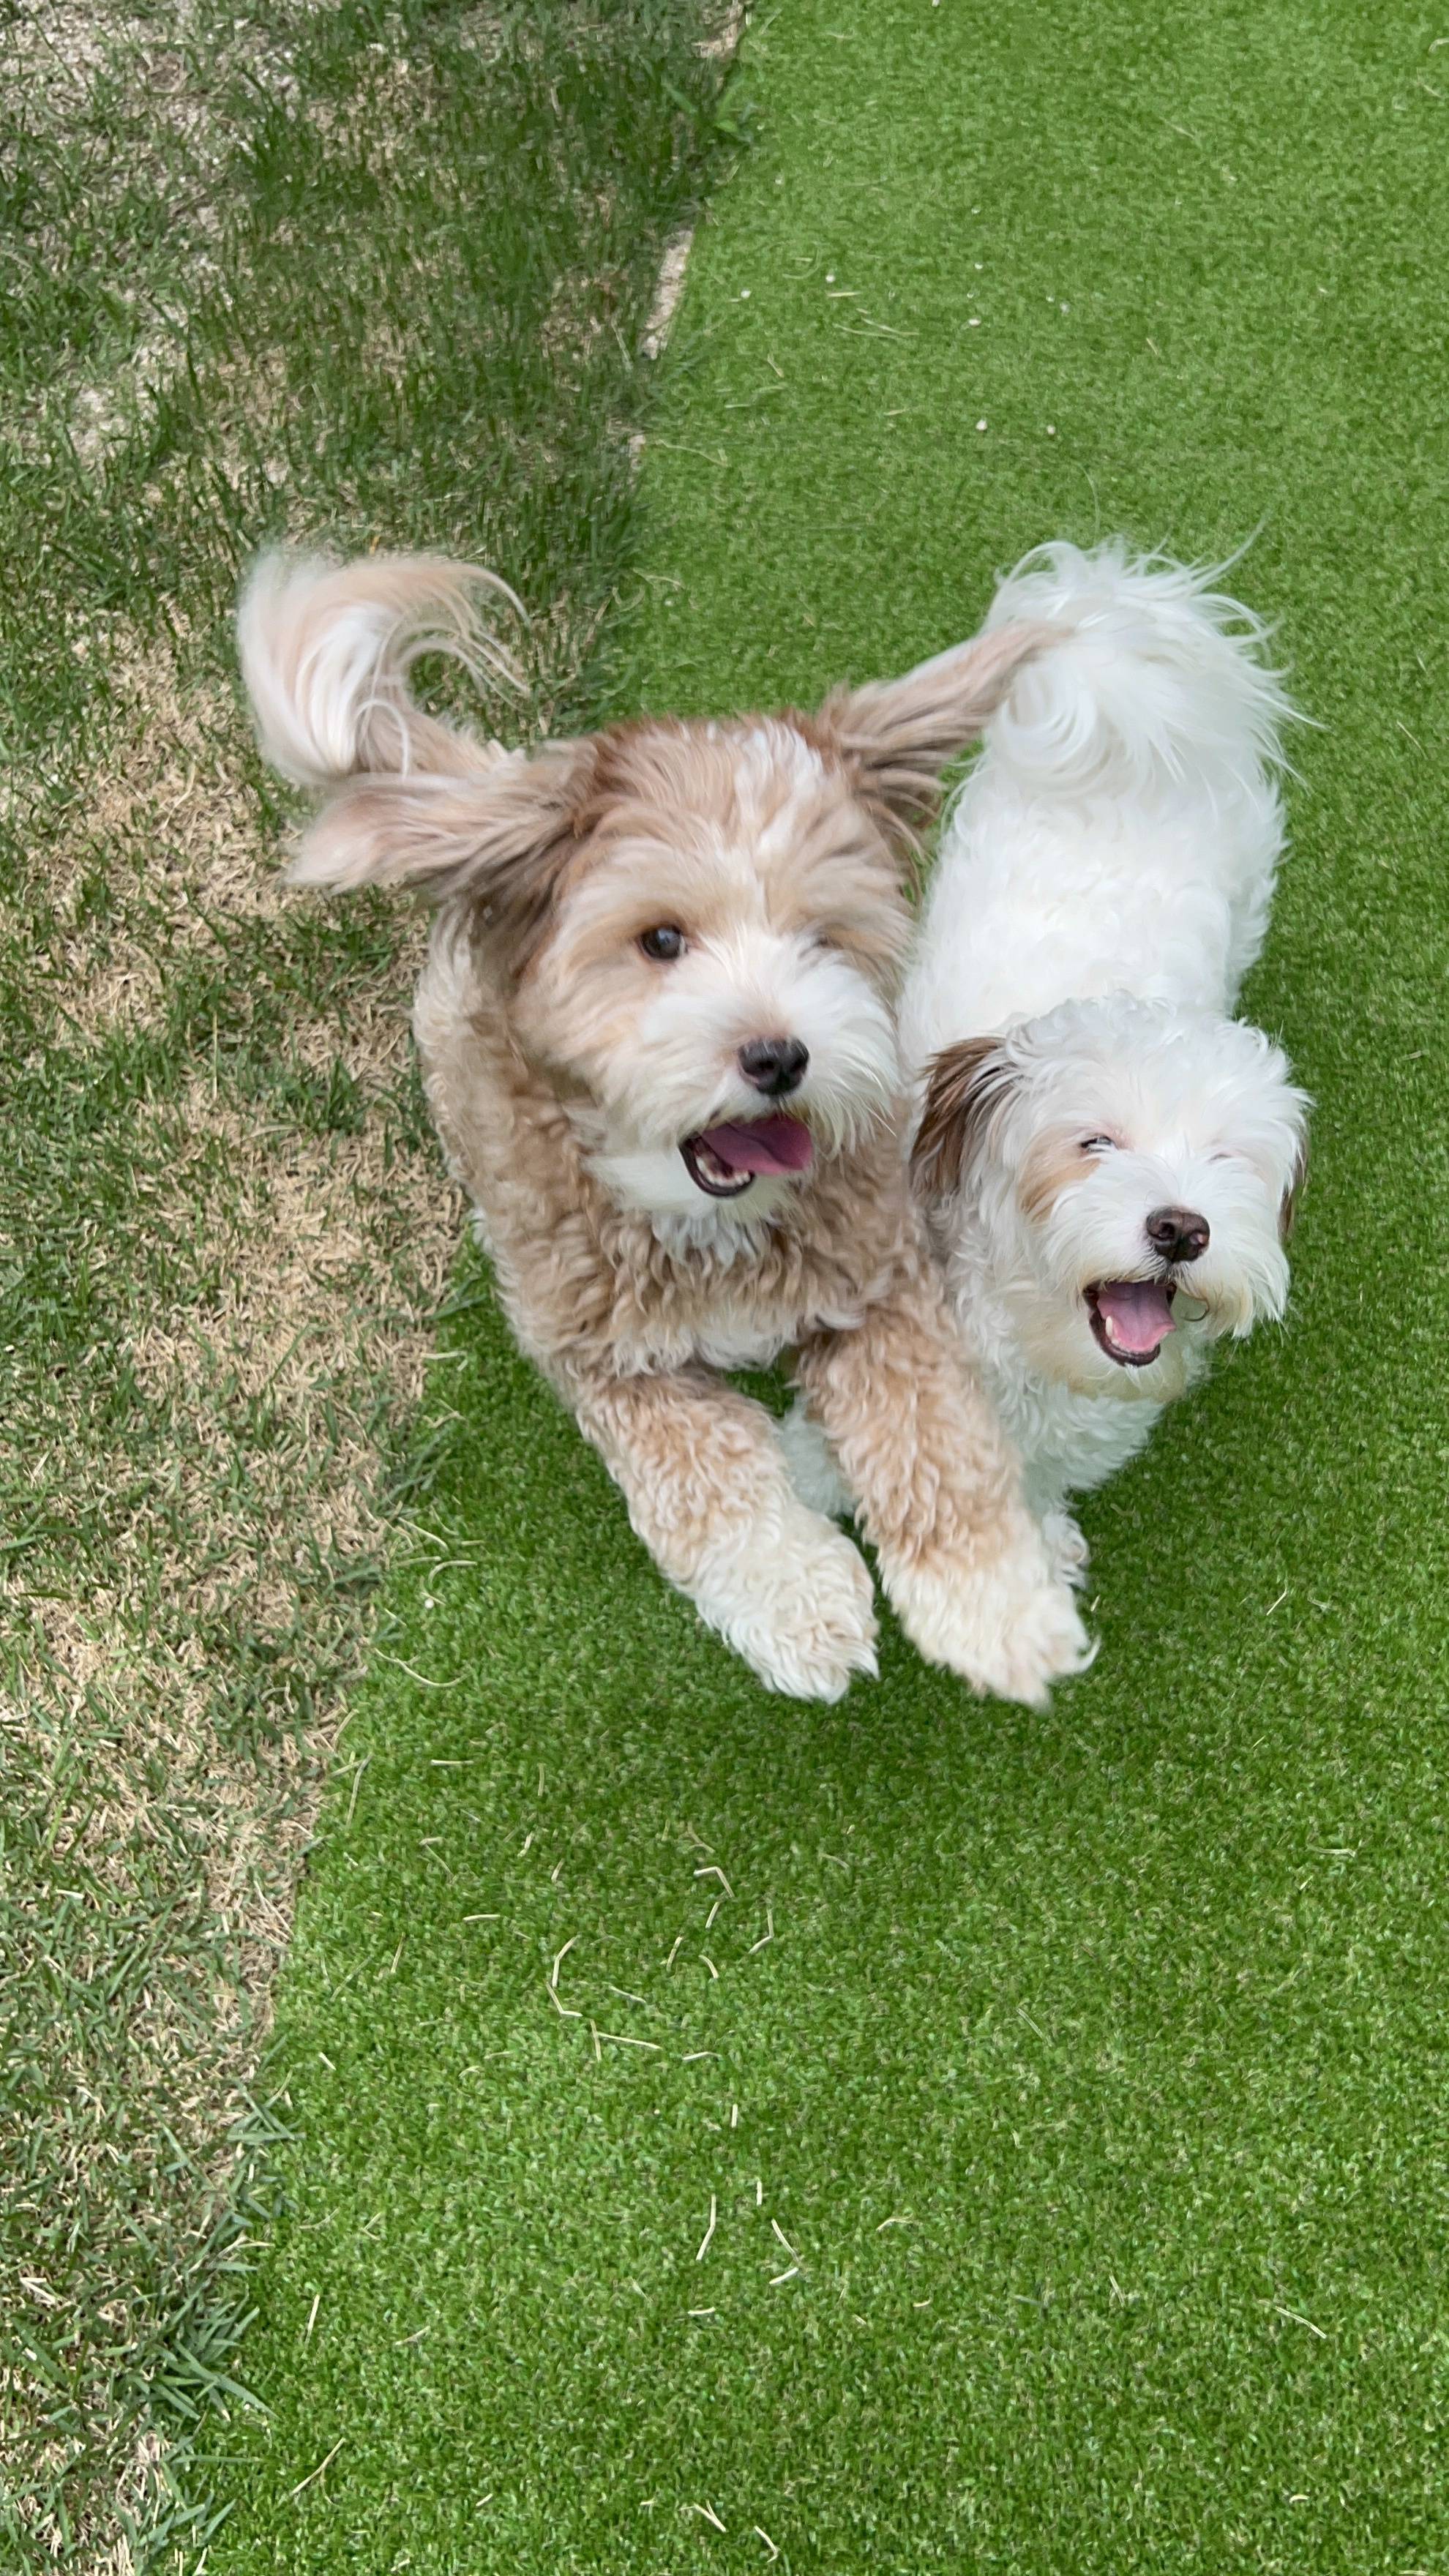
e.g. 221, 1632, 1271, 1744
208, 1, 1449, 2567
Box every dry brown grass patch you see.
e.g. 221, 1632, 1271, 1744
3, 620, 465, 2564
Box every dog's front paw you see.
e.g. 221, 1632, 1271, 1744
700, 1513, 878, 1702
886, 1520, 1095, 1710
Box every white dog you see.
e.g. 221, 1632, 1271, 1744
787, 540, 1309, 1576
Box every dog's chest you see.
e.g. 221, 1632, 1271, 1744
597, 1212, 869, 1376
610, 1279, 865, 1379
992, 1361, 1163, 1508
686, 1312, 800, 1373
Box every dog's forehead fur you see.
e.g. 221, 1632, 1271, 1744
1006, 1006, 1298, 1163
584, 711, 839, 834
537, 711, 909, 977
578, 714, 883, 873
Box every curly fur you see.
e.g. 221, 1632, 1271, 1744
239, 549, 1093, 1705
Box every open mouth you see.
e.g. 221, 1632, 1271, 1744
1085, 1278, 1178, 1368
680, 1115, 814, 1200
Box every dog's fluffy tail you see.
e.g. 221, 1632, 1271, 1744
236, 550, 522, 791
981, 538, 1297, 801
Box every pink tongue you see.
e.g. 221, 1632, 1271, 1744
1095, 1278, 1176, 1354
697, 1116, 814, 1175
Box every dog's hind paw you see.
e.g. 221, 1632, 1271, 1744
700, 1514, 879, 1702
886, 1519, 1096, 1710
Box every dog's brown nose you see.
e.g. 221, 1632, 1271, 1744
738, 1036, 809, 1096
1146, 1205, 1210, 1263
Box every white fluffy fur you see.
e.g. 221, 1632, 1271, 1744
787, 539, 1310, 1553
902, 539, 1294, 1040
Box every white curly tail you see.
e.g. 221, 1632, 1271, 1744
981, 538, 1298, 802
236, 549, 522, 790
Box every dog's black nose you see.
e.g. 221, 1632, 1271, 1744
1146, 1205, 1210, 1263
738, 1036, 809, 1096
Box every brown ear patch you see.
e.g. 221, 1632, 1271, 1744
911, 1035, 1008, 1196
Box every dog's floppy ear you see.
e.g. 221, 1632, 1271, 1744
911, 1034, 1010, 1196
821, 622, 1050, 850
1279, 1129, 1308, 1243
288, 740, 595, 976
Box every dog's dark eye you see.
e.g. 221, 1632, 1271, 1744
1081, 1135, 1116, 1153
639, 925, 686, 962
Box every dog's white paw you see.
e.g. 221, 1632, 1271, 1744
699, 1513, 878, 1702
779, 1400, 853, 1520
886, 1521, 1096, 1710
1042, 1507, 1090, 1590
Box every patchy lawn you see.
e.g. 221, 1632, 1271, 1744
0, 2, 732, 2563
